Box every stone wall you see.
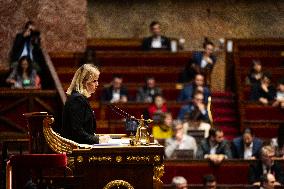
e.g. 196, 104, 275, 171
87, 0, 283, 91
0, 0, 87, 68
87, 0, 284, 49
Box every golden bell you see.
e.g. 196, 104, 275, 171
135, 115, 152, 145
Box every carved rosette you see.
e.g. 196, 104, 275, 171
103, 180, 134, 189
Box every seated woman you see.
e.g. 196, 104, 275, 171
61, 64, 109, 144
245, 60, 263, 85
6, 56, 41, 89
147, 95, 168, 119
272, 78, 284, 109
250, 72, 276, 105
152, 112, 173, 140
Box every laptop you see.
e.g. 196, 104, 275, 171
171, 149, 194, 160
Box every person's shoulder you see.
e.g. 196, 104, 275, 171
232, 136, 242, 144
184, 135, 196, 142
66, 92, 86, 104
161, 35, 170, 41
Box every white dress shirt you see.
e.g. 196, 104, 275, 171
151, 36, 162, 48
244, 143, 253, 159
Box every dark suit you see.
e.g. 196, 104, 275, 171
136, 86, 162, 103
61, 91, 99, 144
231, 137, 263, 159
250, 83, 276, 102
248, 160, 284, 184
101, 85, 128, 102
196, 138, 232, 159
192, 51, 217, 69
10, 33, 31, 63
141, 36, 171, 51
177, 83, 210, 103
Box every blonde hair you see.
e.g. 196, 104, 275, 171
261, 145, 275, 156
66, 64, 100, 98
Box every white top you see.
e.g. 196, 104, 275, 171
151, 36, 162, 48
201, 58, 208, 68
111, 90, 120, 103
276, 91, 284, 100
244, 143, 253, 159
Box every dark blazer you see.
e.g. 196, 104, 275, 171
141, 35, 171, 51
101, 85, 128, 102
178, 103, 209, 122
10, 33, 30, 63
196, 138, 232, 159
61, 92, 99, 144
177, 83, 210, 103
250, 83, 276, 102
231, 136, 263, 159
136, 86, 162, 103
248, 160, 284, 184
192, 51, 217, 69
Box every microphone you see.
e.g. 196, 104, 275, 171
107, 104, 138, 133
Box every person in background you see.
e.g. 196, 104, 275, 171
250, 72, 276, 105
136, 77, 162, 103
172, 176, 188, 189
178, 91, 209, 122
260, 173, 277, 189
180, 39, 216, 85
101, 75, 128, 103
231, 128, 263, 159
6, 56, 41, 89
10, 21, 35, 68
147, 95, 168, 119
165, 121, 197, 159
152, 112, 173, 140
248, 145, 284, 186
272, 78, 284, 109
178, 73, 210, 104
196, 128, 232, 164
246, 60, 263, 85
270, 125, 284, 158
141, 21, 171, 51
203, 174, 217, 189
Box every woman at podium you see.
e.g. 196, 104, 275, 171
61, 64, 109, 144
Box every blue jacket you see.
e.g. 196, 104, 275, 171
177, 83, 210, 103
192, 51, 217, 69
178, 103, 209, 121
231, 136, 263, 159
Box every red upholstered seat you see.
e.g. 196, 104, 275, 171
7, 154, 67, 189
10, 154, 67, 169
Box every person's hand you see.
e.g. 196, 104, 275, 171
196, 102, 206, 111
259, 97, 269, 105
252, 182, 260, 186
120, 96, 127, 103
23, 29, 31, 37
248, 156, 256, 160
205, 56, 213, 64
261, 83, 269, 92
99, 135, 110, 144
7, 79, 16, 84
274, 181, 281, 186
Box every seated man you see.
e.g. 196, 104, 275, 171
101, 75, 128, 103
260, 173, 277, 189
250, 72, 276, 105
248, 145, 284, 186
141, 21, 171, 51
178, 74, 210, 104
203, 174, 217, 189
196, 128, 232, 164
179, 91, 211, 138
136, 77, 162, 103
172, 176, 188, 189
165, 121, 197, 159
231, 128, 263, 159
